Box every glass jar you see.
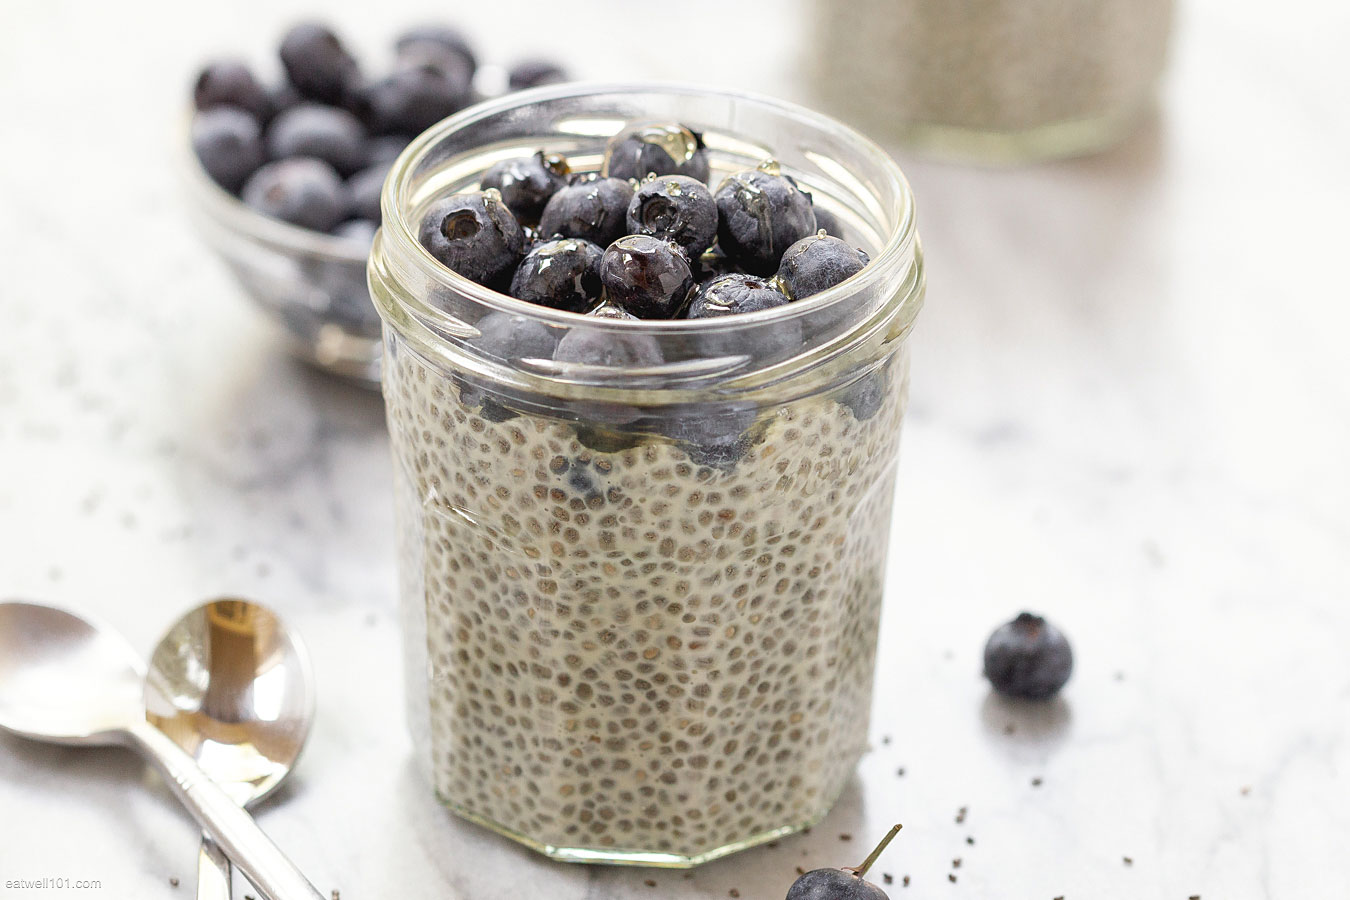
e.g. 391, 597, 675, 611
369, 84, 925, 867
811, 0, 1175, 161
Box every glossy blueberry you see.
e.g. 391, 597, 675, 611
686, 273, 801, 359
553, 305, 663, 367
192, 107, 266, 194
266, 103, 368, 176
507, 59, 568, 91
241, 157, 347, 232
602, 123, 710, 184
481, 151, 571, 222
459, 312, 558, 421
600, 235, 695, 320
983, 612, 1074, 701
715, 169, 817, 274
345, 163, 388, 223
786, 868, 889, 900
363, 46, 471, 136
395, 24, 477, 76
839, 368, 887, 421
510, 238, 604, 313
626, 175, 718, 257
651, 403, 757, 470
777, 233, 870, 299
418, 189, 525, 287
537, 177, 634, 248
193, 59, 270, 122
278, 22, 358, 105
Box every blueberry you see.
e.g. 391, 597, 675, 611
366, 134, 411, 168
510, 238, 604, 313
334, 218, 377, 246
600, 235, 695, 320
193, 59, 270, 122
686, 273, 801, 359
310, 252, 379, 334
602, 123, 710, 184
279, 22, 359, 105
554, 305, 663, 367
457, 312, 558, 421
650, 403, 756, 470
812, 206, 844, 238
714, 168, 817, 274
839, 367, 887, 421
481, 151, 571, 222
266, 103, 368, 176
983, 612, 1074, 700
345, 163, 389, 222
192, 107, 266, 194
777, 233, 870, 299
241, 157, 347, 232
396, 25, 477, 76
537, 177, 634, 248
786, 824, 901, 900
266, 81, 304, 122
418, 189, 525, 287
507, 59, 569, 91
626, 175, 718, 257
363, 46, 471, 136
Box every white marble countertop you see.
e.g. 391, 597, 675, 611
1, 0, 1347, 898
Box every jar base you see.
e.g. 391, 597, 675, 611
893, 98, 1157, 165
432, 781, 849, 869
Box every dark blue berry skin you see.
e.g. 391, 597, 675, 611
686, 273, 801, 359
193, 60, 270, 122
363, 47, 471, 136
812, 206, 844, 238
538, 178, 634, 248
418, 190, 525, 288
241, 157, 347, 232
279, 22, 359, 105
396, 25, 477, 76
460, 312, 559, 421
345, 163, 388, 223
265, 81, 304, 123
786, 868, 889, 900
777, 234, 870, 299
366, 134, 411, 168
554, 305, 663, 367
715, 169, 817, 274
508, 59, 568, 91
510, 238, 604, 313
192, 107, 266, 194
983, 612, 1074, 700
602, 123, 710, 184
481, 151, 571, 222
626, 175, 718, 257
600, 235, 695, 320
266, 103, 368, 176
650, 403, 756, 470
840, 368, 887, 421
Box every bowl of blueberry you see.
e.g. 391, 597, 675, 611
184, 20, 567, 384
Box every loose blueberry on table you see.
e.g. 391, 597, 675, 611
787, 824, 902, 900
189, 20, 569, 243
983, 612, 1075, 700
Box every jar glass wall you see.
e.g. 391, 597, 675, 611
369, 84, 925, 867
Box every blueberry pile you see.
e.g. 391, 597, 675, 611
417, 122, 871, 333
191, 21, 568, 243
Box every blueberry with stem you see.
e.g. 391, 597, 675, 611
786, 824, 903, 900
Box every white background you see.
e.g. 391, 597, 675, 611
1, 0, 1348, 897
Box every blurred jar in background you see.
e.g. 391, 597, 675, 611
810, 0, 1175, 161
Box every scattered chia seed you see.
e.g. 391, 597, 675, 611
1003, 723, 1016, 735
897, 767, 906, 777
1241, 786, 1251, 796
169, 877, 178, 888
1032, 777, 1043, 787
1123, 856, 1134, 866
948, 873, 957, 883
331, 892, 340, 900
955, 806, 968, 824
952, 858, 961, 869
795, 867, 806, 876
883, 874, 893, 884
645, 879, 656, 887
903, 875, 910, 887
840, 833, 853, 841
966, 836, 975, 845
882, 735, 891, 745
730, 890, 741, 898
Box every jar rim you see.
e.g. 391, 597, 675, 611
376, 81, 922, 338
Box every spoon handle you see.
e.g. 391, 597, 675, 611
197, 835, 231, 900
125, 720, 326, 900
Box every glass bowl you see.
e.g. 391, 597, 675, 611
181, 118, 383, 385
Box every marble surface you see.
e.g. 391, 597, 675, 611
2, 0, 1348, 898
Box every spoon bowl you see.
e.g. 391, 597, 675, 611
145, 598, 314, 808
0, 601, 144, 745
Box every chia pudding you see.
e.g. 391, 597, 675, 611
370, 86, 925, 865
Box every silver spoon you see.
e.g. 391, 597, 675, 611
145, 599, 315, 900
0, 600, 325, 900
